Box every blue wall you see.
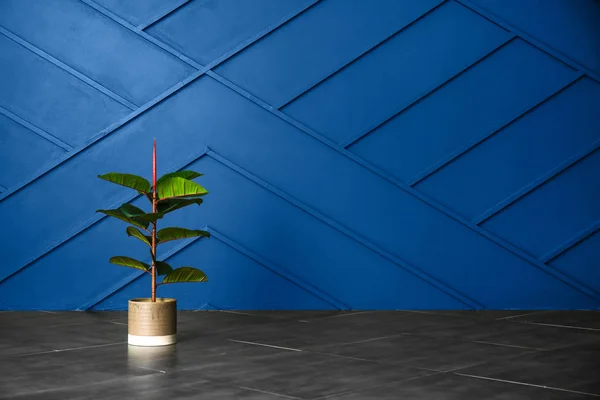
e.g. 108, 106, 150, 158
1, 0, 599, 310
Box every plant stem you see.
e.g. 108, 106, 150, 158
151, 139, 157, 302
151, 220, 156, 302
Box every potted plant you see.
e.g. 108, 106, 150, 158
96, 139, 209, 346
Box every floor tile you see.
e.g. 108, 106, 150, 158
3, 372, 290, 400
0, 346, 157, 397
1, 310, 597, 399
184, 348, 433, 399
226, 311, 473, 349
323, 372, 596, 399
459, 342, 600, 395
126, 335, 287, 372
176, 311, 288, 338
313, 334, 537, 371
0, 320, 127, 356
0, 329, 55, 357
420, 320, 600, 350
0, 311, 126, 328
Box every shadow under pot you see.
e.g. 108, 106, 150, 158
128, 298, 177, 346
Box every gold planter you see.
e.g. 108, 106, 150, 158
128, 298, 177, 346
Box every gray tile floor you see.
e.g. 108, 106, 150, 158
1, 310, 599, 399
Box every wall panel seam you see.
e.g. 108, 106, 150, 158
204, 72, 600, 303
0, 0, 319, 203
207, 148, 482, 310
541, 220, 600, 264
0, 106, 73, 151
276, 0, 448, 110
0, 26, 138, 110
456, 0, 600, 84
138, 0, 190, 31
409, 74, 583, 187
475, 137, 600, 225
341, 36, 516, 150
81, 0, 321, 70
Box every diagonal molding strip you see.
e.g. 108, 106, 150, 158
0, 0, 318, 203
408, 75, 583, 187
341, 36, 516, 150
138, 0, 190, 31
207, 149, 482, 310
80, 0, 201, 68
541, 220, 600, 264
7, 0, 596, 307
456, 0, 600, 84
81, 226, 350, 311
206, 72, 600, 303
81, 0, 321, 71
276, 0, 448, 110
475, 137, 600, 225
0, 105, 73, 151
0, 148, 208, 285
208, 228, 350, 310
77, 0, 567, 306
0, 26, 137, 110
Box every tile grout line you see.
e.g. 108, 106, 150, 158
315, 334, 405, 348
314, 371, 447, 400
519, 321, 600, 332
228, 339, 303, 352
495, 310, 554, 320
18, 341, 126, 357
471, 340, 547, 351
455, 373, 600, 397
237, 386, 302, 400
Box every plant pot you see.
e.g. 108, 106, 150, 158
128, 298, 177, 346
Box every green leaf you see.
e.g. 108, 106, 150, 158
120, 204, 147, 218
119, 204, 163, 223
109, 256, 149, 272
98, 173, 151, 193
97, 208, 149, 230
121, 205, 162, 224
157, 177, 208, 201
157, 198, 203, 214
133, 212, 164, 224
162, 267, 207, 284
157, 227, 210, 244
155, 261, 174, 276
126, 226, 151, 246
157, 170, 203, 186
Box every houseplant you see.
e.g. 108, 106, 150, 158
97, 139, 209, 346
